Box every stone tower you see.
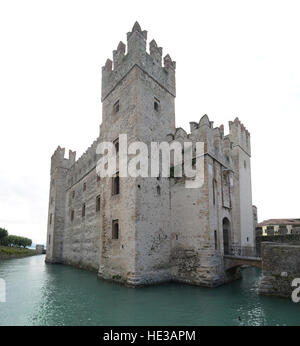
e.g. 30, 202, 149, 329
98, 22, 177, 285
229, 118, 254, 247
46, 147, 76, 263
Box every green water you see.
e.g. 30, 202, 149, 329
0, 255, 299, 326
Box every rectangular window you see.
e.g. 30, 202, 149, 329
71, 209, 74, 222
112, 219, 119, 240
48, 234, 51, 244
49, 213, 52, 225
82, 203, 86, 218
154, 97, 160, 112
112, 172, 120, 195
113, 100, 120, 113
72, 190, 75, 199
96, 195, 100, 212
83, 183, 86, 192
97, 175, 100, 183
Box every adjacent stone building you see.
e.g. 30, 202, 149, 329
256, 219, 300, 237
46, 22, 255, 287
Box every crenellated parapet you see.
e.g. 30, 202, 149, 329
229, 117, 251, 156
101, 21, 176, 101
51, 146, 76, 175
168, 114, 236, 169
66, 137, 101, 188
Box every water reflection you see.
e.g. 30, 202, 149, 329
0, 255, 299, 326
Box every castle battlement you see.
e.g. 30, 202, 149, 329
229, 117, 251, 156
66, 137, 100, 188
101, 21, 176, 101
167, 114, 238, 168
51, 146, 76, 174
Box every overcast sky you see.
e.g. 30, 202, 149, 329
0, 0, 299, 244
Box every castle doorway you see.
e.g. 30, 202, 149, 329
223, 218, 230, 255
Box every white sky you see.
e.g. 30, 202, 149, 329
0, 0, 299, 244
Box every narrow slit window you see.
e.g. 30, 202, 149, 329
112, 172, 120, 195
113, 137, 119, 154
154, 97, 160, 112
113, 100, 120, 113
96, 195, 101, 212
157, 185, 161, 195
82, 203, 86, 218
71, 209, 74, 222
112, 219, 119, 240
83, 182, 86, 192
214, 230, 218, 250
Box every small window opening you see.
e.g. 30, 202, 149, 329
154, 97, 160, 112
82, 203, 86, 218
49, 214, 52, 225
97, 175, 100, 183
157, 185, 161, 195
72, 191, 75, 199
96, 195, 100, 212
83, 182, 86, 192
112, 172, 120, 195
71, 209, 74, 222
113, 100, 120, 113
113, 137, 119, 154
112, 220, 119, 240
214, 230, 218, 250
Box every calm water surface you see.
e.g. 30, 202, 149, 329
0, 255, 299, 326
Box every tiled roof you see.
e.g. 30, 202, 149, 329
257, 218, 300, 227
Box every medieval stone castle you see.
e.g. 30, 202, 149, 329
46, 22, 255, 287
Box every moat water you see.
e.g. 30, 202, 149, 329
0, 255, 299, 326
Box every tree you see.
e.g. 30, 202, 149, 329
0, 228, 8, 245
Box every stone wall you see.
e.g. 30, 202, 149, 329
256, 234, 300, 257
259, 242, 300, 298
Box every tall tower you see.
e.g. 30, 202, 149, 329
229, 118, 254, 247
98, 22, 176, 285
46, 147, 76, 263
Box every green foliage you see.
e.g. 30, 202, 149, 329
5, 235, 32, 248
0, 227, 32, 248
0, 228, 8, 244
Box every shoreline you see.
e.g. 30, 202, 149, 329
0, 246, 37, 260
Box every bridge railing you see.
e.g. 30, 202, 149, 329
225, 245, 261, 258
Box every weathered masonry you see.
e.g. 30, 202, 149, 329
46, 22, 256, 287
